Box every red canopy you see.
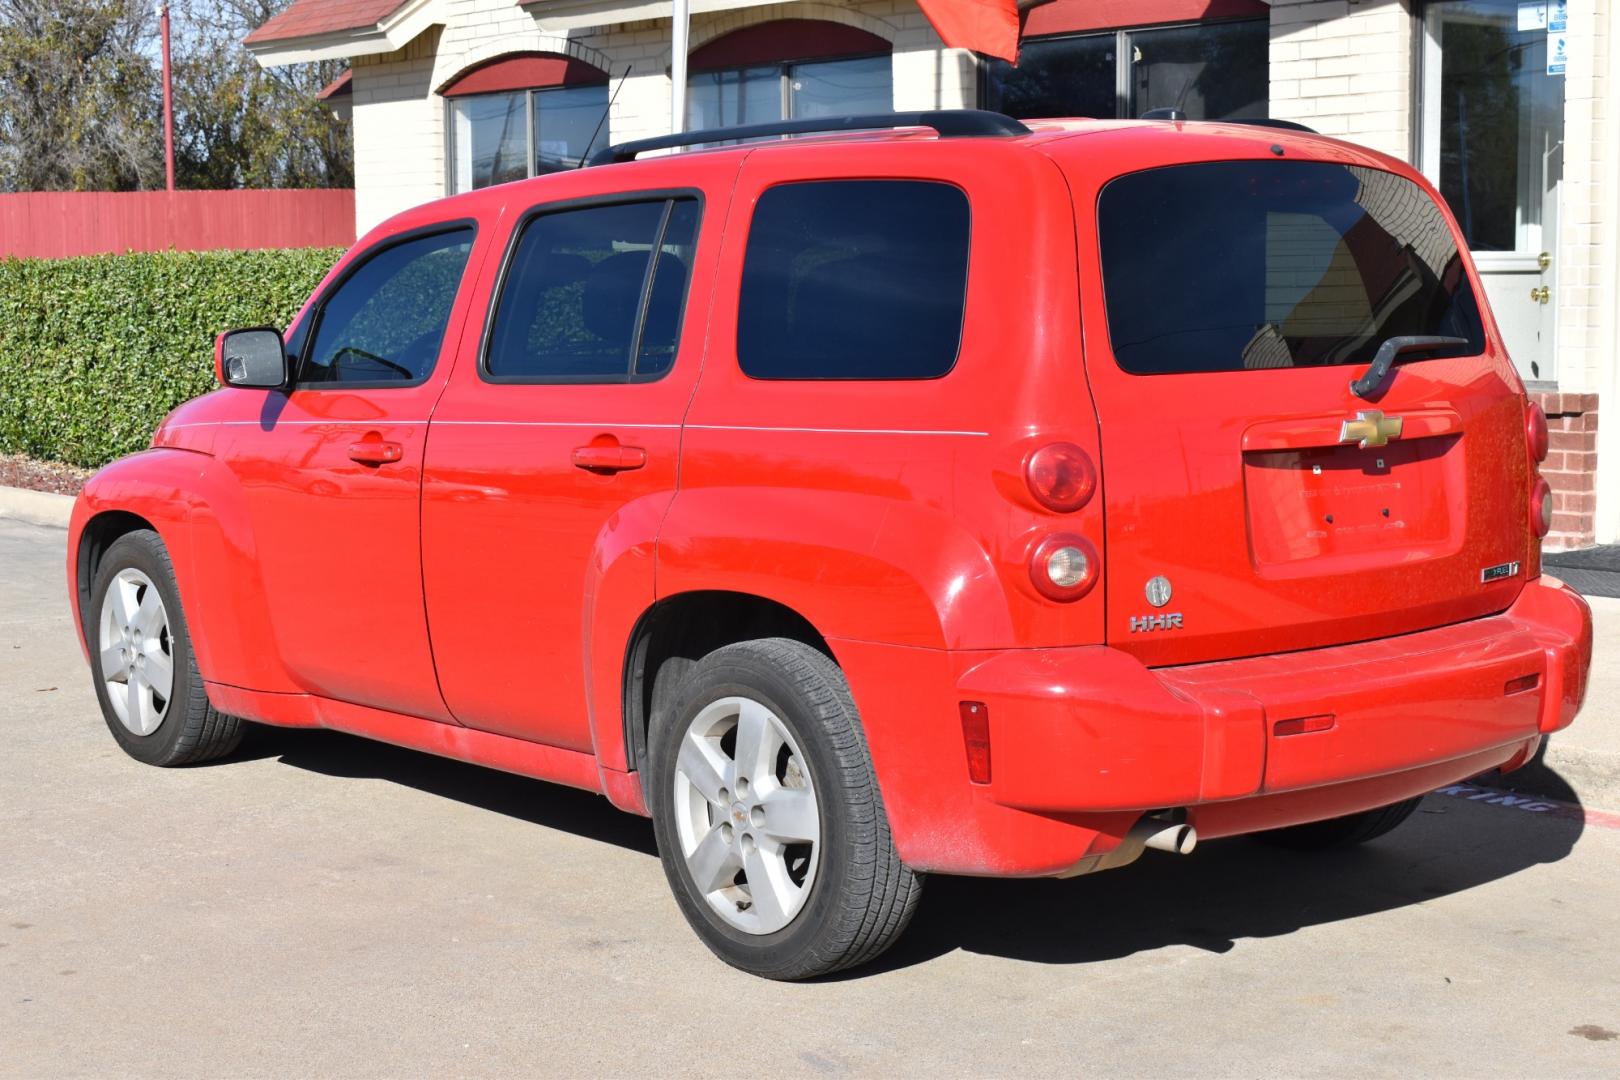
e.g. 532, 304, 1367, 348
916, 0, 1021, 63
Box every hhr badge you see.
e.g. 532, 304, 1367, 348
1130, 613, 1184, 633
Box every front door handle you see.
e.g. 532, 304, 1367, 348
572, 445, 647, 473
349, 433, 403, 466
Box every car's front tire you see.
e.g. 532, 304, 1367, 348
88, 530, 244, 767
648, 638, 922, 980
1256, 796, 1423, 850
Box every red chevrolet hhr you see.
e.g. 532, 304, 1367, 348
68, 111, 1593, 979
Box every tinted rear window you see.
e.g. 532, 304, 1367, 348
738, 180, 970, 380
1098, 161, 1484, 375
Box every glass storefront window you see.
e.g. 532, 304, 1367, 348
983, 18, 1268, 122
1129, 21, 1268, 120
1425, 0, 1565, 253
687, 55, 892, 130
982, 33, 1116, 120
449, 83, 610, 193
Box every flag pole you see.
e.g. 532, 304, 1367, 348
157, 2, 176, 190
671, 0, 688, 134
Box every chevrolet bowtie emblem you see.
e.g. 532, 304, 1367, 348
1339, 409, 1404, 449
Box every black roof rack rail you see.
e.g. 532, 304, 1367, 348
586, 109, 1031, 166
1139, 108, 1319, 135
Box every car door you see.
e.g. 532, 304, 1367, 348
421, 160, 727, 752
216, 220, 484, 720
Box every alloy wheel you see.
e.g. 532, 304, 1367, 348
672, 695, 821, 935
97, 568, 175, 737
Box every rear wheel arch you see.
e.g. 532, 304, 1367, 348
622, 591, 833, 786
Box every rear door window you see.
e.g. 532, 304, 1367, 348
737, 180, 970, 380
484, 197, 700, 382
1097, 161, 1484, 374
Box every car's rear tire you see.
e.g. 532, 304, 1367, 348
1256, 797, 1423, 850
648, 638, 922, 980
88, 530, 244, 767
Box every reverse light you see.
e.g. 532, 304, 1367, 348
1526, 402, 1549, 462
1530, 477, 1553, 538
1029, 533, 1099, 601
1025, 442, 1097, 512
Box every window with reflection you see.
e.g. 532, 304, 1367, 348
984, 18, 1268, 121
447, 56, 610, 192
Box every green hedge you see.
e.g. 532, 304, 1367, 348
0, 247, 342, 469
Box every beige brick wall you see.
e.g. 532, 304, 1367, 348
1268, 0, 1415, 159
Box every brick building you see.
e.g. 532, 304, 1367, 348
247, 0, 1615, 548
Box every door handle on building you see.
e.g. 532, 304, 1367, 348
1530, 285, 1550, 304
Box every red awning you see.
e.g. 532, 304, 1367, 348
916, 0, 1021, 63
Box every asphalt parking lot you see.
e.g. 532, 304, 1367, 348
2, 516, 1617, 1078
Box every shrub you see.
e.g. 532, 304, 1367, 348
0, 246, 342, 468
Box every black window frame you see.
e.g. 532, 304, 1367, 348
477, 188, 706, 386
978, 16, 1270, 121
735, 177, 973, 383
292, 219, 479, 392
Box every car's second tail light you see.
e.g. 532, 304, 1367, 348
1526, 402, 1549, 463
1029, 534, 1098, 601
1530, 477, 1553, 538
1025, 443, 1097, 513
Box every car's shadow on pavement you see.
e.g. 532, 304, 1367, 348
234, 725, 1585, 977
235, 724, 660, 857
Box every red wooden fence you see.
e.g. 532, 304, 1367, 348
0, 189, 355, 259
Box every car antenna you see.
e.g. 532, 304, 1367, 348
578, 64, 631, 168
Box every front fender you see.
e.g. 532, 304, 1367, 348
69, 448, 297, 693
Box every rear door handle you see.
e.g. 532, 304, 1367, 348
349, 434, 404, 466
571, 445, 647, 473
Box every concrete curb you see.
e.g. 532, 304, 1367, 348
0, 484, 73, 529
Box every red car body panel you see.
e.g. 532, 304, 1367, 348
66, 119, 1594, 878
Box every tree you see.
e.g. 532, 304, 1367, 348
171, 0, 352, 189
0, 0, 163, 192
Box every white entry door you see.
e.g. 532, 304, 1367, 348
1421, 0, 1565, 384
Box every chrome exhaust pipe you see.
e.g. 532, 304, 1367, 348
1142, 821, 1197, 855
1059, 813, 1197, 877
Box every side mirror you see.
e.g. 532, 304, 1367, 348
215, 328, 289, 389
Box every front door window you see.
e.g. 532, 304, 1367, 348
1421, 0, 1565, 381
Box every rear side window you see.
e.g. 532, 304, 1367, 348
301, 227, 474, 385
1098, 161, 1485, 375
484, 197, 700, 382
738, 180, 970, 380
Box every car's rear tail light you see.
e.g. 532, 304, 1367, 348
1530, 477, 1553, 538
1029, 533, 1098, 601
959, 701, 992, 784
1025, 442, 1097, 512
1526, 402, 1549, 463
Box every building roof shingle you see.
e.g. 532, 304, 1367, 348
244, 0, 411, 46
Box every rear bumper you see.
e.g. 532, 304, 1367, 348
836, 577, 1591, 877
964, 576, 1591, 818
